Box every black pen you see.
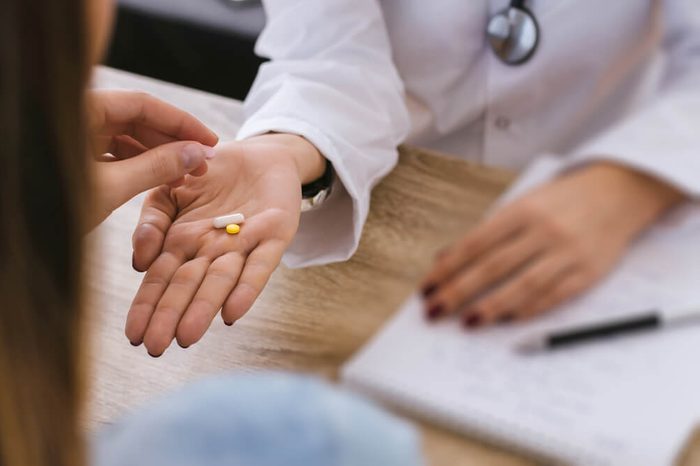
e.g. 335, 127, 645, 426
516, 307, 700, 354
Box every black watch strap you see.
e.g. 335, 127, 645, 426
301, 159, 334, 199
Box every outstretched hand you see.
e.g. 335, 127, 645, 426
126, 134, 325, 356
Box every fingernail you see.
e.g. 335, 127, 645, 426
178, 342, 190, 349
204, 146, 217, 159
147, 351, 162, 358
463, 313, 482, 329
181, 143, 206, 170
224, 320, 234, 327
130, 340, 142, 347
426, 305, 444, 321
422, 284, 437, 298
498, 313, 515, 324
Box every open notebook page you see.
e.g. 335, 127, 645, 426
342, 156, 700, 465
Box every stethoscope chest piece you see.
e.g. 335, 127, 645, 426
487, 4, 540, 65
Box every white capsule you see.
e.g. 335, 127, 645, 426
213, 213, 245, 229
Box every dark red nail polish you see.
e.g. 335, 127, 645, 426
422, 284, 438, 297
224, 320, 234, 327
464, 314, 482, 328
132, 255, 137, 271
426, 305, 444, 321
130, 340, 142, 347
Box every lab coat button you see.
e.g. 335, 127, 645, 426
494, 116, 511, 130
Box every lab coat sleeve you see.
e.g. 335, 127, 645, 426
568, 0, 700, 196
235, 0, 410, 268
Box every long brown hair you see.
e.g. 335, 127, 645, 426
0, 0, 89, 465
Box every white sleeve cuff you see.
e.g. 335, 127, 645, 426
566, 93, 700, 198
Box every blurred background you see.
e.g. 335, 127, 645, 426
106, 0, 265, 100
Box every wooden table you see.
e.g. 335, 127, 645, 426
87, 68, 697, 466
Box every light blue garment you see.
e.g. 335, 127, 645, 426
93, 372, 424, 466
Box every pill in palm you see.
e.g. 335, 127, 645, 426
226, 224, 241, 235
213, 212, 245, 228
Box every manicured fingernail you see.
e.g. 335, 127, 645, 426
463, 313, 482, 329
147, 351, 162, 358
422, 284, 437, 297
181, 143, 206, 170
204, 146, 217, 159
224, 320, 234, 327
130, 340, 142, 347
426, 305, 444, 321
178, 342, 190, 349
131, 255, 137, 271
498, 313, 515, 324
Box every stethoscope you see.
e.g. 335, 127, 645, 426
487, 0, 540, 65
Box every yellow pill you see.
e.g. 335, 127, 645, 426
225, 224, 241, 235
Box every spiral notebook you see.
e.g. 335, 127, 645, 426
341, 157, 700, 465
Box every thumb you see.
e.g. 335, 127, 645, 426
108, 141, 215, 202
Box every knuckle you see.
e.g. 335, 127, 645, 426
169, 273, 194, 287
475, 259, 504, 281
154, 306, 181, 321
235, 281, 261, 300
566, 275, 589, 294
207, 268, 237, 287
189, 296, 220, 312
141, 274, 169, 288
516, 199, 542, 219
134, 92, 154, 119
474, 298, 500, 316
438, 284, 466, 310
540, 217, 572, 243
518, 273, 541, 293
149, 149, 176, 179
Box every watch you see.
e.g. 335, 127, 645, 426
301, 159, 334, 212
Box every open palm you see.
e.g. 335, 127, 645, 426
126, 138, 302, 356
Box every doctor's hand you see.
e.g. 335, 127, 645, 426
421, 162, 685, 327
126, 134, 325, 356
88, 90, 218, 227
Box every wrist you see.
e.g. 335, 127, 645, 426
254, 133, 326, 184
583, 161, 686, 229
291, 136, 326, 185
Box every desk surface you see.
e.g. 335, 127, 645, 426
87, 68, 698, 466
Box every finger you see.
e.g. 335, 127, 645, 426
422, 207, 526, 293
142, 257, 210, 356
125, 251, 184, 346
114, 125, 206, 152
101, 141, 211, 210
462, 252, 576, 327
425, 230, 546, 319
132, 186, 177, 272
516, 271, 592, 320
90, 90, 219, 146
104, 135, 148, 159
176, 253, 246, 348
221, 240, 286, 325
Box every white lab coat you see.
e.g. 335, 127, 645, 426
236, 0, 700, 268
